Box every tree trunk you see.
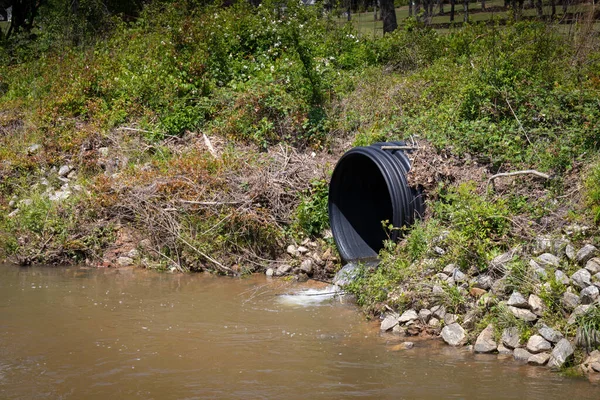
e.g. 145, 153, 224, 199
423, 0, 429, 21
415, 0, 421, 20
450, 0, 455, 21
428, 0, 434, 20
380, 0, 397, 33
481, 0, 486, 11
439, 0, 444, 14
562, 0, 568, 14
504, 0, 509, 8
528, 0, 533, 8
550, 0, 556, 16
409, 0, 413, 16
347, 0, 351, 21
463, 0, 468, 22
536, 0, 543, 17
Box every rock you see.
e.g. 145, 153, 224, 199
127, 249, 139, 258
491, 278, 508, 296
555, 270, 570, 285
380, 314, 399, 331
528, 294, 545, 316
562, 291, 581, 310
462, 309, 479, 330
565, 244, 576, 260
19, 199, 33, 207
390, 342, 414, 351
428, 317, 440, 328
286, 245, 298, 256
586, 258, 600, 274
577, 244, 598, 265
565, 224, 591, 237
502, 327, 520, 349
430, 305, 446, 320
299, 259, 313, 275
470, 287, 487, 298
497, 343, 513, 355
548, 339, 574, 370
534, 237, 553, 255
453, 269, 467, 282
435, 273, 449, 281
444, 313, 458, 325
572, 269, 592, 289
580, 285, 599, 304
406, 324, 421, 336
529, 260, 547, 279
474, 324, 497, 353
538, 325, 564, 343
392, 325, 407, 336
432, 285, 444, 295
537, 253, 561, 268
474, 274, 494, 290
489, 250, 516, 273
443, 264, 456, 274
58, 165, 72, 177
27, 143, 41, 154
48, 189, 71, 201
418, 309, 432, 323
528, 352, 551, 366
265, 268, 274, 277
399, 309, 419, 324
275, 264, 293, 276
527, 335, 552, 353
514, 348, 533, 362
297, 246, 309, 254
441, 323, 465, 346
507, 291, 529, 308
568, 305, 591, 325
116, 256, 134, 267
98, 147, 109, 157
321, 248, 334, 261
508, 306, 538, 322
434, 246, 446, 255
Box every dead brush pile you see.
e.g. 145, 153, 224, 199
100, 131, 331, 273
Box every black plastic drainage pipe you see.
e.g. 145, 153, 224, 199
328, 141, 425, 264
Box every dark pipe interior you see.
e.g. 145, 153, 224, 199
329, 153, 393, 261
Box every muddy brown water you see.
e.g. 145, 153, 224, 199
1, 265, 598, 399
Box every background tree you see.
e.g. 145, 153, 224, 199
380, 0, 396, 32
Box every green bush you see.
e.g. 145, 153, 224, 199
292, 179, 330, 238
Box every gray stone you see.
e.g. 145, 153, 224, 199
489, 250, 516, 273
380, 314, 399, 331
474, 324, 497, 353
548, 339, 574, 370
19, 199, 33, 207
565, 244, 576, 261
502, 327, 520, 349
529, 260, 547, 279
432, 285, 444, 295
441, 323, 465, 346
453, 269, 467, 282
392, 325, 407, 335
297, 246, 309, 254
585, 258, 600, 274
565, 224, 591, 236
568, 305, 591, 325
528, 294, 545, 317
497, 343, 513, 355
562, 291, 581, 310
434, 246, 446, 255
537, 253, 561, 268
399, 309, 419, 324
431, 305, 446, 320
444, 313, 458, 325
58, 165, 72, 177
491, 278, 508, 296
534, 237, 553, 255
514, 348, 533, 362
275, 264, 293, 276
572, 269, 592, 289
538, 325, 564, 343
116, 256, 134, 267
443, 264, 456, 274
462, 309, 479, 330
527, 335, 552, 353
27, 143, 41, 154
507, 291, 529, 308
418, 309, 432, 323
528, 352, 551, 366
555, 270, 570, 285
428, 317, 440, 328
299, 259, 314, 274
577, 244, 598, 265
265, 268, 274, 277
435, 273, 449, 281
286, 245, 298, 256
580, 285, 599, 305
474, 274, 494, 290
508, 306, 538, 322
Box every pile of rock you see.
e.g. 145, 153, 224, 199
266, 238, 337, 280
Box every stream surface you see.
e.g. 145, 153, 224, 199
1, 264, 598, 399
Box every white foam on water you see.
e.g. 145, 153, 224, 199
277, 285, 342, 306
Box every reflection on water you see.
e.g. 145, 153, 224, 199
0, 265, 598, 399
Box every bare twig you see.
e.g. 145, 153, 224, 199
203, 133, 218, 158
380, 145, 419, 151
118, 126, 155, 134
178, 199, 247, 206
504, 95, 533, 147
487, 169, 551, 191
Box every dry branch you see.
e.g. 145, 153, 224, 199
487, 170, 551, 191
